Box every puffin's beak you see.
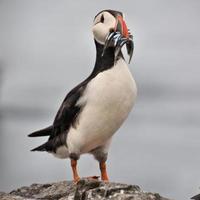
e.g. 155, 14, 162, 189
102, 15, 134, 64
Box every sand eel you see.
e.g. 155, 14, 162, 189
28, 9, 137, 183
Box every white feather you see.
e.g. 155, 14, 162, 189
53, 58, 137, 158
53, 145, 69, 159
92, 12, 116, 45
66, 58, 137, 156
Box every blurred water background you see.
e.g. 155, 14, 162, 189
0, 1, 200, 200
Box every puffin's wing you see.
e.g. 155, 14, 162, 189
29, 81, 88, 152
50, 83, 87, 139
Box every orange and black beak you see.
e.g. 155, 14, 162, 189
114, 15, 129, 39
102, 14, 134, 64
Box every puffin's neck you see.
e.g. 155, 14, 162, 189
91, 40, 115, 76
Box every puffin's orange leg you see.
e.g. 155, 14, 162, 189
71, 159, 80, 183
99, 161, 109, 181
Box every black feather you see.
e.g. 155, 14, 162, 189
28, 125, 53, 137
31, 143, 47, 151
31, 133, 67, 152
94, 9, 123, 20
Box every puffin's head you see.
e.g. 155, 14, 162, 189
92, 10, 134, 63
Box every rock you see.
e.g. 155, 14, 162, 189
1, 179, 172, 200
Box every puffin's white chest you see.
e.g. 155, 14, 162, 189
67, 58, 137, 154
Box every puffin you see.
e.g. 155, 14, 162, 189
28, 9, 137, 183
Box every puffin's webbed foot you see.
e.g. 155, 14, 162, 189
84, 176, 100, 180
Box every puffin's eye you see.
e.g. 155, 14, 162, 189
100, 15, 104, 23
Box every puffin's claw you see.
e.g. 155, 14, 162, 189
84, 176, 100, 180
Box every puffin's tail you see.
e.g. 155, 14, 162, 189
30, 140, 55, 152
28, 125, 53, 137
31, 143, 47, 152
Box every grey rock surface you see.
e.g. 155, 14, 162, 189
1, 179, 172, 200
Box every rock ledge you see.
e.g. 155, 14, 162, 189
0, 179, 172, 200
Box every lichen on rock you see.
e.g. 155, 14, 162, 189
1, 179, 172, 200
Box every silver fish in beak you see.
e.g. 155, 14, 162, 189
102, 15, 134, 64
